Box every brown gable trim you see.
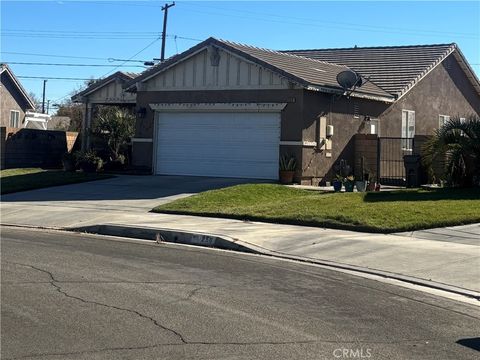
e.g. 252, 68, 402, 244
395, 44, 456, 101
72, 71, 137, 101
124, 37, 308, 91
0, 63, 35, 109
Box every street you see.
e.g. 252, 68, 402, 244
1, 227, 479, 359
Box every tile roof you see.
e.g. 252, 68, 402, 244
125, 37, 394, 101
219, 39, 393, 99
282, 44, 457, 97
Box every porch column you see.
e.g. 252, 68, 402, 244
85, 103, 93, 150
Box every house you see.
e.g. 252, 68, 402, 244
114, 38, 480, 184
71, 71, 137, 150
0, 63, 36, 129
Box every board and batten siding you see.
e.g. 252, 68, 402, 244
87, 79, 136, 104
145, 48, 294, 91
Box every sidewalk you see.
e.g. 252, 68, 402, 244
2, 197, 479, 297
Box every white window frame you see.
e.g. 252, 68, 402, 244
401, 110, 415, 151
439, 114, 450, 128
10, 110, 20, 128
369, 118, 379, 135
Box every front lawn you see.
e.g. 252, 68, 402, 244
0, 168, 113, 194
152, 184, 480, 233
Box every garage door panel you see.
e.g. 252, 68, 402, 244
155, 112, 280, 179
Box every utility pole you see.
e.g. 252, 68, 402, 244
160, 2, 175, 62
41, 79, 47, 113
46, 100, 50, 114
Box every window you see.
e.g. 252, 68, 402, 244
439, 115, 450, 128
369, 118, 379, 135
401, 110, 415, 150
10, 110, 20, 128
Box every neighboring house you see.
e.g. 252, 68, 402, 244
0, 63, 36, 128
118, 38, 478, 183
71, 71, 137, 150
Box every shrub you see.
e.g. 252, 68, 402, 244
62, 152, 77, 172
103, 154, 126, 171
75, 150, 103, 173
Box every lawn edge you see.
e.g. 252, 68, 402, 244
150, 208, 480, 234
0, 173, 115, 195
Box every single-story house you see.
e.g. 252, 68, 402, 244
0, 63, 36, 129
90, 38, 480, 184
72, 71, 137, 150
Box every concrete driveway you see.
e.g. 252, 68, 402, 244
1, 175, 257, 227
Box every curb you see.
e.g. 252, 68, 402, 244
66, 223, 480, 302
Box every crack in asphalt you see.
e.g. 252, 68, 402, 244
8, 262, 188, 344
4, 338, 438, 360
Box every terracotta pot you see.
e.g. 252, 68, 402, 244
279, 170, 295, 184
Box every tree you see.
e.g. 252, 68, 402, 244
92, 106, 135, 160
55, 100, 84, 132
28, 92, 42, 112
423, 115, 480, 187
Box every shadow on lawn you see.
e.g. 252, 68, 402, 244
363, 187, 480, 202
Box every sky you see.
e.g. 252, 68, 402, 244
1, 0, 479, 110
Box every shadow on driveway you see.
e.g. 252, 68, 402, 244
1, 175, 268, 206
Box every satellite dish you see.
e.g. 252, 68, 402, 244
336, 70, 363, 90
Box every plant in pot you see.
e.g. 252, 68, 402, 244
332, 174, 344, 192
76, 150, 103, 173
355, 156, 367, 192
344, 175, 355, 192
279, 155, 297, 184
62, 152, 77, 172
366, 170, 377, 191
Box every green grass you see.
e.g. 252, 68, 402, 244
152, 184, 480, 233
0, 168, 113, 194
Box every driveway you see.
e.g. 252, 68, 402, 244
1, 175, 257, 227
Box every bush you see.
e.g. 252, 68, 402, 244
103, 154, 126, 171
75, 150, 103, 173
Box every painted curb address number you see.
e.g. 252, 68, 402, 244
191, 235, 216, 246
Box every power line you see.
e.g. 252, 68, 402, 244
18, 76, 98, 81
6, 61, 145, 68
6, 61, 146, 68
177, 1, 479, 39
100, 36, 162, 78
1, 51, 151, 63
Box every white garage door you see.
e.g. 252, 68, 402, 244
155, 112, 280, 179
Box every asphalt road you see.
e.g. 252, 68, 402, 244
1, 227, 479, 360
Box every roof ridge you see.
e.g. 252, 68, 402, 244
282, 43, 457, 52
217, 38, 349, 69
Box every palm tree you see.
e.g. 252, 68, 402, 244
423, 115, 480, 187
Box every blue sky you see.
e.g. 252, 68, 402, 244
1, 1, 479, 107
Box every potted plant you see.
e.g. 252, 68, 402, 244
332, 174, 343, 192
344, 175, 355, 192
355, 156, 367, 192
76, 150, 103, 173
279, 155, 296, 184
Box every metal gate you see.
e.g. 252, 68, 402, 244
377, 137, 415, 186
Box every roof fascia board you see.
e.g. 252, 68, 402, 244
1, 65, 35, 109
452, 48, 480, 96
395, 45, 456, 101
307, 85, 395, 103
136, 40, 306, 89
